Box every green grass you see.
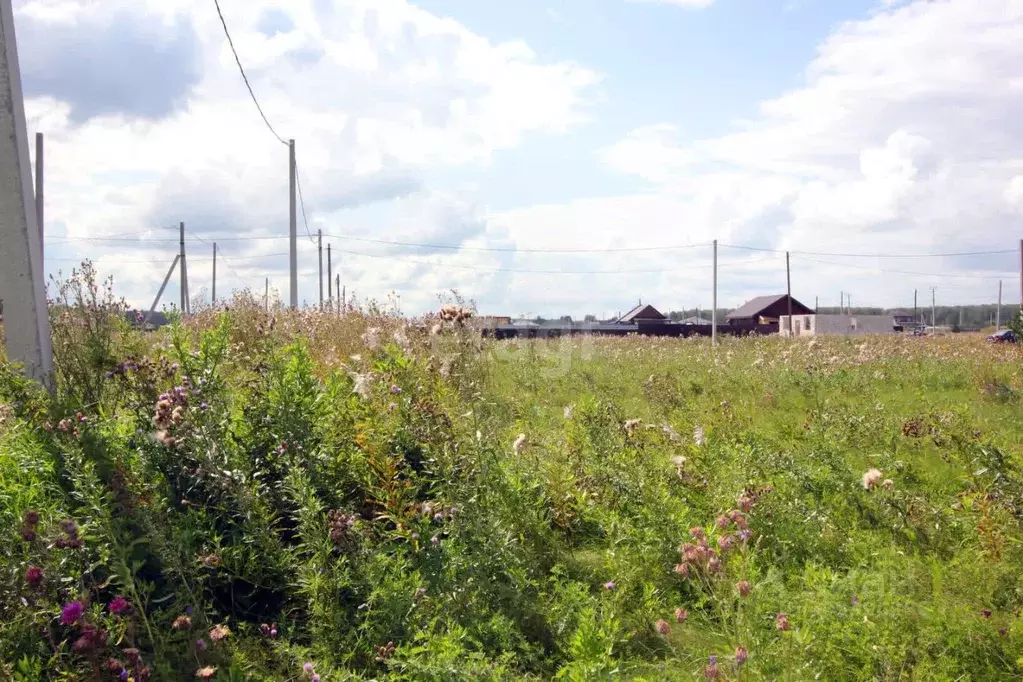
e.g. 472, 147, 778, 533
2, 276, 1022, 681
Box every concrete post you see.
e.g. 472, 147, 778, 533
0, 0, 52, 384
289, 139, 297, 309
179, 222, 187, 313
34, 131, 42, 266
147, 255, 180, 326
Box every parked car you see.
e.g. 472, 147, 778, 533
987, 329, 1019, 344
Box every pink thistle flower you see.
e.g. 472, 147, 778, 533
776, 612, 791, 631
604, 581, 616, 590
108, 596, 132, 616
654, 619, 670, 636
862, 468, 883, 490
704, 655, 720, 680
689, 526, 705, 539
674, 563, 690, 577
674, 607, 688, 623
717, 535, 734, 553
715, 515, 730, 530
60, 600, 84, 626
25, 565, 44, 588
736, 580, 751, 597
735, 646, 748, 666
173, 615, 193, 631
209, 624, 231, 642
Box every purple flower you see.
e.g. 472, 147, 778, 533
604, 581, 616, 590
735, 646, 748, 666
312, 676, 320, 682
195, 638, 207, 651
108, 596, 132, 616
120, 670, 129, 681
303, 662, 314, 674
60, 600, 85, 626
430, 535, 440, 544
390, 385, 402, 395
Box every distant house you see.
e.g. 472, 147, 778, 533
616, 303, 666, 324
510, 318, 541, 329
726, 294, 814, 329
780, 313, 895, 337
891, 311, 916, 330
679, 315, 713, 325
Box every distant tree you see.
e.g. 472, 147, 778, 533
559, 315, 573, 323
583, 314, 597, 323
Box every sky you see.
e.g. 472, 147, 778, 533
13, 0, 1023, 318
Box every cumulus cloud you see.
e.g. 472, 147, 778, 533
19, 0, 601, 311
497, 0, 1022, 312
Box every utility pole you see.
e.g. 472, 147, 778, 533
341, 283, 345, 315
711, 239, 718, 346
317, 228, 323, 308
785, 251, 792, 336
34, 131, 42, 266
958, 306, 963, 329
1019, 239, 1022, 314
914, 289, 917, 326
179, 221, 187, 314
289, 139, 298, 309
327, 244, 332, 304
846, 293, 851, 312
931, 287, 936, 330
264, 277, 269, 312
0, 0, 52, 385
996, 280, 1002, 330
147, 255, 180, 326
212, 242, 217, 304
840, 291, 844, 315
814, 295, 818, 312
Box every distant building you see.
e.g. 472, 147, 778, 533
780, 313, 895, 337
726, 294, 814, 329
475, 316, 512, 328
679, 315, 713, 325
616, 303, 666, 324
891, 311, 916, 331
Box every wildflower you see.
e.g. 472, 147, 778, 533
882, 479, 894, 489
689, 526, 705, 539
414, 587, 427, 601
717, 535, 734, 553
109, 596, 132, 616
693, 426, 705, 446
362, 327, 381, 349
209, 624, 231, 642
736, 580, 751, 597
25, 565, 44, 587
674, 563, 689, 577
604, 580, 616, 590
674, 607, 688, 623
196, 667, 217, 679
303, 663, 314, 674
312, 676, 320, 682
623, 418, 642, 433
715, 515, 730, 530
351, 373, 372, 399
195, 639, 207, 651
20, 526, 36, 542
512, 433, 526, 454
728, 509, 748, 529
775, 612, 791, 631
24, 510, 40, 526
735, 646, 748, 666
851, 594, 859, 606
389, 384, 402, 395
60, 600, 85, 626
739, 529, 752, 542
862, 468, 883, 490
564, 404, 574, 419
705, 655, 720, 680
172, 615, 193, 631
707, 556, 722, 574
982, 609, 992, 618
655, 619, 670, 636
430, 535, 439, 544
737, 492, 755, 512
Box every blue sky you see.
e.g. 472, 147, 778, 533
14, 0, 1023, 316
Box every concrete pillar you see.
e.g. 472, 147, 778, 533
0, 0, 52, 384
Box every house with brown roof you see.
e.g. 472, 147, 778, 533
616, 303, 666, 324
726, 294, 814, 330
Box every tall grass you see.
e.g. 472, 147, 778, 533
1, 269, 1022, 680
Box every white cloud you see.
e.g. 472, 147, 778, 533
18, 0, 600, 311
491, 0, 1022, 313
625, 0, 718, 8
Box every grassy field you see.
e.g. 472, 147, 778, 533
2, 268, 1023, 681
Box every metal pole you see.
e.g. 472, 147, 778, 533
785, 251, 792, 336
327, 244, 332, 303
840, 291, 844, 315
179, 221, 186, 313
34, 131, 42, 266
814, 296, 818, 312
711, 239, 718, 346
0, 0, 52, 385
212, 242, 217, 304
996, 280, 1002, 330
289, 139, 298, 309
146, 255, 180, 325
317, 228, 323, 308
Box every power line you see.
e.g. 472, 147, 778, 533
294, 160, 316, 244
790, 254, 1012, 280
212, 0, 287, 146
722, 243, 1014, 259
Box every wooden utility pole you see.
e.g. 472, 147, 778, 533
0, 0, 52, 384
996, 280, 1002, 330
785, 251, 792, 336
289, 139, 298, 309
34, 131, 42, 265
317, 228, 323, 308
711, 239, 718, 346
212, 243, 217, 304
